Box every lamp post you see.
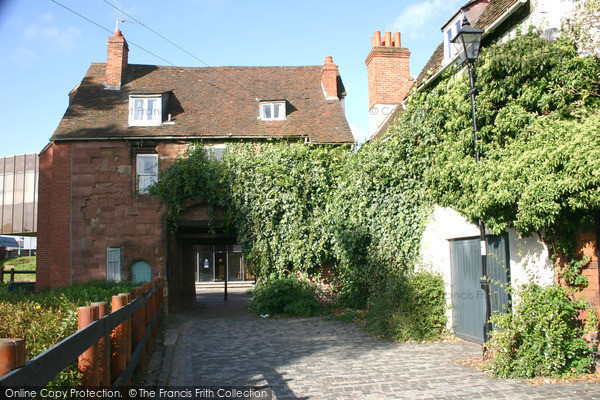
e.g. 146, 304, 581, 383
451, 16, 492, 343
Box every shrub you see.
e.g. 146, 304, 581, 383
249, 276, 323, 317
486, 283, 596, 378
0, 280, 134, 387
365, 270, 447, 341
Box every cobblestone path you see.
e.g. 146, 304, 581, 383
167, 289, 600, 399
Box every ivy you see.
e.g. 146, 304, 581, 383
151, 138, 431, 308
383, 31, 600, 261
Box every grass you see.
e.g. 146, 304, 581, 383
1, 256, 36, 282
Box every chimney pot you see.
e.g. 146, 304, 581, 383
374, 31, 382, 47
384, 31, 392, 47
394, 32, 401, 47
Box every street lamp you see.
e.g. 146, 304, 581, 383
451, 16, 492, 344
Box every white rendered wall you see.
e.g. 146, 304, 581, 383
420, 206, 554, 327
368, 104, 398, 138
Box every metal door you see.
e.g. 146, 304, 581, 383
449, 235, 510, 343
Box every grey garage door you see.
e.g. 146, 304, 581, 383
449, 235, 510, 344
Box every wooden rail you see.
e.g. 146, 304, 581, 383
0, 266, 36, 283
0, 277, 165, 393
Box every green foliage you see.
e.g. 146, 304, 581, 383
148, 145, 229, 227
1, 256, 36, 282
0, 281, 134, 387
365, 271, 447, 342
330, 133, 432, 308
486, 283, 596, 378
248, 276, 323, 317
384, 32, 600, 259
152, 141, 430, 302
568, 0, 600, 55
223, 143, 350, 278
561, 257, 591, 288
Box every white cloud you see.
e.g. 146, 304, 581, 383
390, 0, 464, 39
8, 47, 37, 66
23, 16, 81, 53
39, 12, 55, 23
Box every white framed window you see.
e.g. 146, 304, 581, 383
260, 101, 286, 121
136, 154, 158, 194
106, 248, 121, 282
443, 18, 463, 64
129, 95, 162, 126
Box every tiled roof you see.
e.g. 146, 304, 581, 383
414, 0, 523, 88
415, 43, 445, 88
52, 63, 354, 144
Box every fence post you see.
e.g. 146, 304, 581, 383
0, 338, 25, 378
110, 294, 127, 384
10, 268, 15, 283
0, 266, 4, 283
144, 283, 154, 353
91, 301, 110, 387
118, 293, 132, 364
152, 280, 159, 336
77, 306, 99, 389
131, 287, 146, 373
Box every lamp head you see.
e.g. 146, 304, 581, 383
450, 15, 484, 65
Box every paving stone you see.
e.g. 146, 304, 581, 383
167, 288, 600, 399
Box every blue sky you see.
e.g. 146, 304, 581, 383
0, 0, 464, 157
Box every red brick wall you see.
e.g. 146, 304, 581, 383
366, 46, 413, 110
37, 142, 72, 289
574, 227, 600, 308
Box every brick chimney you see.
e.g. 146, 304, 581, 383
321, 56, 340, 100
365, 31, 413, 136
105, 29, 129, 89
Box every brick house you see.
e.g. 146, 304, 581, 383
37, 29, 354, 306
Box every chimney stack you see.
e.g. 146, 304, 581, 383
365, 30, 413, 136
105, 29, 129, 89
321, 56, 341, 101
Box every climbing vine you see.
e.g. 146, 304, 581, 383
151, 138, 431, 307
382, 31, 600, 262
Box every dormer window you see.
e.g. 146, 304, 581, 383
260, 101, 286, 121
443, 18, 463, 64
129, 94, 167, 126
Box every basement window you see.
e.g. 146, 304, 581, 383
260, 101, 286, 121
129, 95, 164, 126
136, 154, 158, 194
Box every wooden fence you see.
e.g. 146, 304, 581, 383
0, 277, 165, 393
0, 265, 36, 283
